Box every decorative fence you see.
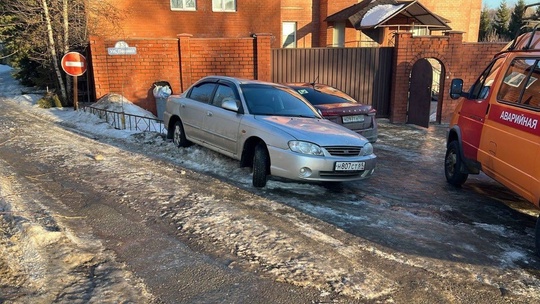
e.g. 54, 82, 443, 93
83, 106, 166, 134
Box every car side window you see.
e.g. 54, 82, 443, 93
498, 58, 540, 109
469, 57, 505, 100
211, 84, 236, 107
188, 83, 216, 104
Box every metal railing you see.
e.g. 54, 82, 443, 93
83, 106, 166, 134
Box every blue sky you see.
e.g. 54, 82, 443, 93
482, 0, 517, 9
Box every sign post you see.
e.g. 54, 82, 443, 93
61, 52, 87, 110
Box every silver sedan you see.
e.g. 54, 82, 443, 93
163, 76, 376, 187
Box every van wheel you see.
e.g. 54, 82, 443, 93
252, 143, 269, 188
173, 121, 191, 147
534, 216, 540, 256
444, 140, 468, 186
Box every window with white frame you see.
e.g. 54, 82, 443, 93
171, 0, 196, 11
412, 26, 429, 36
282, 22, 297, 48
213, 0, 236, 12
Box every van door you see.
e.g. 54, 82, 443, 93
480, 57, 540, 204
457, 57, 506, 161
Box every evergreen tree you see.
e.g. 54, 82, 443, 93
493, 0, 512, 41
479, 6, 491, 41
509, 0, 527, 38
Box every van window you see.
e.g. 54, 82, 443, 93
469, 58, 505, 100
498, 58, 540, 109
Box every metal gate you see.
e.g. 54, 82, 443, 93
271, 47, 394, 117
407, 58, 433, 128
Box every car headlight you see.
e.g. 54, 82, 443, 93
289, 141, 324, 156
360, 142, 373, 156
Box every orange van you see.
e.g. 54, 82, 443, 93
445, 15, 540, 254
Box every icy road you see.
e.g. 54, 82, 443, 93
1, 93, 540, 301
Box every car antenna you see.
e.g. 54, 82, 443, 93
310, 76, 319, 88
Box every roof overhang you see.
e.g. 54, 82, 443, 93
326, 0, 451, 31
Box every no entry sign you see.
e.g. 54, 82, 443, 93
61, 52, 87, 76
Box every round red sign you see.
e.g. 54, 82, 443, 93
61, 52, 87, 76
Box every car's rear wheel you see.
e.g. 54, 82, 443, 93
173, 120, 191, 147
252, 143, 269, 188
444, 140, 468, 185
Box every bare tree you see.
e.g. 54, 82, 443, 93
0, 0, 123, 105
41, 0, 67, 103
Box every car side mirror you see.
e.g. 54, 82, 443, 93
222, 98, 240, 112
449, 78, 464, 100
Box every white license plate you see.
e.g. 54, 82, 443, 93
342, 115, 365, 124
335, 161, 365, 171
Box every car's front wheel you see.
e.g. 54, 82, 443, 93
173, 120, 191, 147
444, 140, 468, 185
252, 143, 269, 188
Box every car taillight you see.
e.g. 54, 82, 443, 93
322, 110, 339, 116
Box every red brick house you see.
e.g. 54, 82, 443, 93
90, 0, 481, 49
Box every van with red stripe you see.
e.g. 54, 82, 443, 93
445, 11, 540, 255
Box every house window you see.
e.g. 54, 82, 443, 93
171, 0, 196, 11
412, 26, 429, 36
213, 0, 236, 12
333, 22, 345, 47
282, 22, 297, 48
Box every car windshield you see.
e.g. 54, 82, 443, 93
292, 87, 356, 105
241, 84, 320, 118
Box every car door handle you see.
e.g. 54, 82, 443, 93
180, 103, 186, 108
207, 111, 213, 117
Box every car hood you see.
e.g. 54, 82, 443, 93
314, 103, 372, 114
255, 116, 368, 146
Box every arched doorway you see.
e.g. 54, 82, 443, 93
408, 58, 444, 127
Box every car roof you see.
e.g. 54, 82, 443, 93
197, 75, 287, 88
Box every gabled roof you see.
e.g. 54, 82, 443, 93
326, 0, 451, 31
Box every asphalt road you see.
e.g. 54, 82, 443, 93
1, 98, 540, 303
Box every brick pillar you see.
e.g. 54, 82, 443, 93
390, 32, 413, 123
177, 34, 193, 92
253, 33, 272, 82
88, 35, 110, 99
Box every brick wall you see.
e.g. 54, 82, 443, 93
281, 0, 318, 48
420, 0, 482, 42
390, 32, 505, 123
91, 0, 281, 47
89, 34, 272, 115
89, 37, 181, 114
178, 33, 272, 91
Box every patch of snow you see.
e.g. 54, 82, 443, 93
92, 93, 156, 118
473, 222, 508, 237
361, 4, 406, 28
